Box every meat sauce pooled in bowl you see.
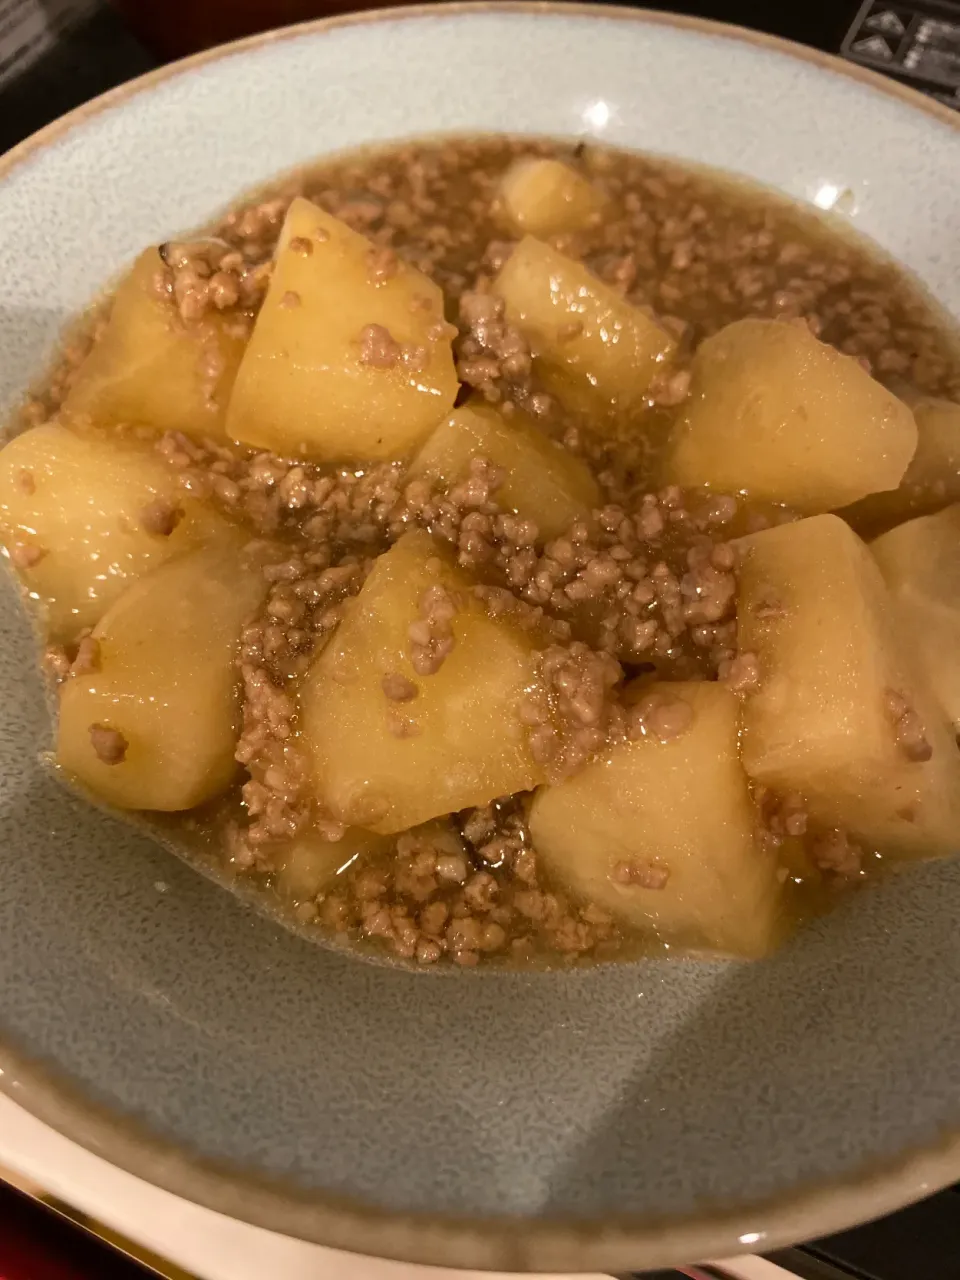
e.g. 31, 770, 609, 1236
4, 136, 960, 970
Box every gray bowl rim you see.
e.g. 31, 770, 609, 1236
1, 3, 959, 1271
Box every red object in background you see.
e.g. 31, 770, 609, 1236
0, 1180, 155, 1280
110, 0, 403, 61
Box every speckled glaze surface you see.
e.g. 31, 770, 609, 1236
1, 5, 959, 1272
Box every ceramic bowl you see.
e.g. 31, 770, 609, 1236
1, 5, 959, 1272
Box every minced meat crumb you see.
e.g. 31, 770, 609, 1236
156, 239, 267, 325
235, 550, 369, 850
368, 245, 399, 283
409, 583, 457, 675
89, 724, 127, 764
309, 799, 620, 965
140, 499, 182, 536
719, 650, 760, 694
9, 541, 45, 569
756, 786, 809, 842
885, 688, 933, 762
611, 860, 670, 889
456, 289, 532, 402
381, 672, 417, 701
526, 642, 624, 780
71, 635, 101, 675
810, 828, 863, 878
358, 323, 401, 367
628, 689, 694, 743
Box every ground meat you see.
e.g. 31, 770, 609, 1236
381, 672, 418, 701
386, 709, 420, 738
88, 724, 127, 764
307, 799, 620, 965
884, 688, 933, 762
611, 860, 670, 889
628, 688, 693, 743
358, 323, 401, 367
522, 494, 732, 665
156, 239, 267, 325
416, 937, 443, 965
449, 488, 741, 671
720, 650, 760, 694
456, 288, 532, 402
409, 583, 457, 675
524, 641, 624, 780
460, 796, 528, 868
686, 537, 737, 600
810, 828, 863, 878
368, 245, 398, 283
40, 632, 101, 684
221, 194, 290, 257
649, 367, 691, 407
233, 549, 371, 850
143, 412, 745, 885
71, 635, 100, 675
436, 850, 469, 883
756, 786, 809, 841
9, 541, 45, 569
460, 803, 497, 847
153, 430, 407, 543
149, 433, 732, 706
140, 499, 182, 536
